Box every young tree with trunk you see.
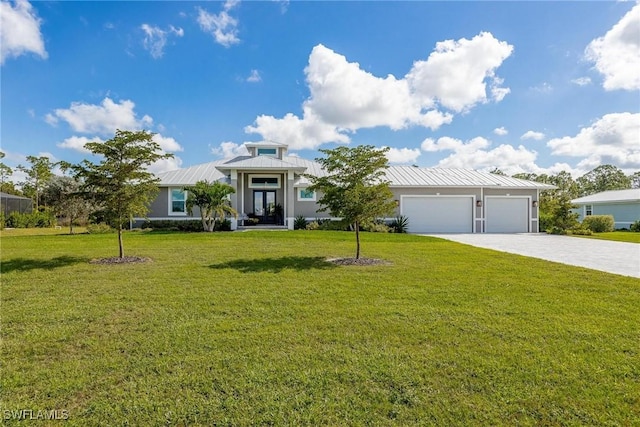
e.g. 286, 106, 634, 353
43, 176, 93, 234
305, 145, 396, 259
184, 180, 237, 232
66, 129, 172, 258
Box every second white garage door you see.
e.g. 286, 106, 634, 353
402, 196, 473, 233
485, 197, 529, 233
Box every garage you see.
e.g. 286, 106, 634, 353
485, 197, 529, 233
402, 196, 473, 233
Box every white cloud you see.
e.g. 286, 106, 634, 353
521, 130, 545, 141
384, 147, 421, 165
406, 32, 513, 112
247, 36, 511, 150
585, 3, 640, 91
152, 134, 183, 152
531, 82, 553, 93
197, 0, 240, 47
148, 156, 183, 174
141, 24, 184, 59
56, 136, 104, 153
421, 136, 542, 176
247, 69, 262, 83
0, 0, 47, 65
210, 141, 249, 158
47, 97, 153, 135
547, 112, 640, 169
571, 77, 592, 86
493, 127, 508, 136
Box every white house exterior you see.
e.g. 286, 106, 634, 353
141, 141, 555, 233
572, 189, 640, 229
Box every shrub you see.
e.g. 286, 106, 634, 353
366, 222, 390, 233
3, 211, 56, 228
570, 227, 593, 236
214, 219, 232, 232
547, 226, 568, 235
86, 223, 114, 234
389, 216, 409, 233
630, 220, 640, 232
306, 221, 320, 230
582, 215, 615, 233
0, 212, 4, 230
319, 219, 350, 231
294, 215, 308, 230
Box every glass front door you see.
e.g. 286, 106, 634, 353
254, 190, 276, 224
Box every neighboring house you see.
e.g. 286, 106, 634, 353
1, 192, 33, 216
140, 141, 555, 233
572, 189, 640, 229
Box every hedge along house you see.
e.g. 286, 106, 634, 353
141, 141, 555, 233
572, 189, 640, 229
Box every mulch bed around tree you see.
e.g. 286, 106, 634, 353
326, 257, 391, 266
90, 256, 151, 265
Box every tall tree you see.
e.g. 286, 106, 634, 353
184, 180, 237, 232
43, 176, 93, 234
628, 171, 640, 189
0, 151, 19, 195
305, 145, 396, 259
17, 155, 55, 210
577, 165, 630, 196
66, 129, 172, 258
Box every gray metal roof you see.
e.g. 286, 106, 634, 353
157, 156, 555, 190
572, 189, 640, 204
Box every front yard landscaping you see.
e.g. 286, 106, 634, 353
1, 230, 639, 425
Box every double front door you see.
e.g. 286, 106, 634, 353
253, 190, 277, 224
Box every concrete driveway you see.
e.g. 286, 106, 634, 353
423, 233, 640, 278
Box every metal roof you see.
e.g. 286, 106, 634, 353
572, 189, 640, 204
157, 156, 555, 190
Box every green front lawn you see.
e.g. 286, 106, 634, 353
571, 230, 640, 243
2, 231, 639, 425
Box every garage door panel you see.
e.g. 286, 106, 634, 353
403, 197, 473, 233
486, 198, 529, 233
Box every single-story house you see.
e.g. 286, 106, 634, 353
140, 141, 555, 233
572, 189, 640, 229
1, 192, 33, 216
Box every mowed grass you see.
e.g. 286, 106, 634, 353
571, 230, 640, 244
1, 231, 639, 426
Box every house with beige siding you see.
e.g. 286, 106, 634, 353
141, 141, 555, 233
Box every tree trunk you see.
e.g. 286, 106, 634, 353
118, 224, 124, 258
200, 212, 207, 232
355, 221, 360, 259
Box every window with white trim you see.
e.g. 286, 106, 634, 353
298, 188, 316, 201
585, 205, 592, 216
170, 188, 187, 215
249, 174, 281, 189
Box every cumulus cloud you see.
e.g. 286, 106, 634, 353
148, 156, 183, 174
247, 69, 262, 83
407, 32, 513, 112
585, 3, 640, 91
197, 0, 240, 47
152, 134, 183, 152
46, 97, 153, 135
141, 24, 184, 59
56, 136, 104, 153
420, 136, 544, 176
547, 112, 640, 169
384, 147, 421, 165
521, 130, 545, 141
493, 127, 508, 136
247, 35, 512, 150
210, 141, 250, 158
0, 0, 47, 65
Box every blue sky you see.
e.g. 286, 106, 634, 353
1, 0, 639, 181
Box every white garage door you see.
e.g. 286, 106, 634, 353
402, 197, 473, 233
485, 197, 529, 233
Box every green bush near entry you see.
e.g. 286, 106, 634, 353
582, 215, 615, 233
